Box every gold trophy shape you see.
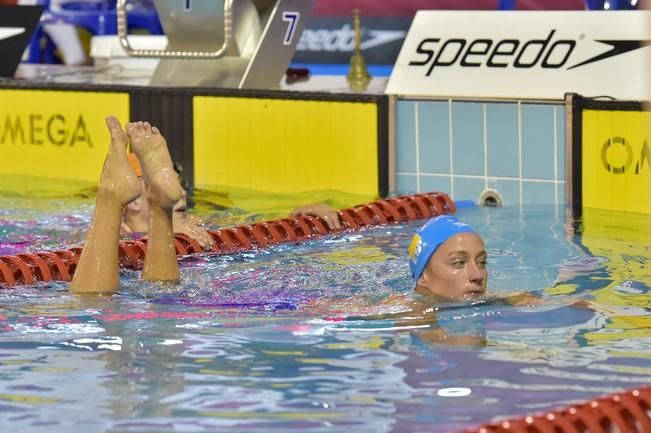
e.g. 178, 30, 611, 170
346, 9, 372, 92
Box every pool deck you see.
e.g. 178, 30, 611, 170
11, 63, 389, 95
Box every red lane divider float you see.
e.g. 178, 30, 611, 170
464, 386, 651, 433
0, 192, 456, 286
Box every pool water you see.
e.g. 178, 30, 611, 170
0, 186, 649, 433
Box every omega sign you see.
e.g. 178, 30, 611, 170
387, 11, 651, 100
601, 137, 650, 175
0, 114, 93, 147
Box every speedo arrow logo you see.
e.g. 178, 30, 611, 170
0, 27, 26, 41
361, 30, 405, 50
569, 39, 651, 69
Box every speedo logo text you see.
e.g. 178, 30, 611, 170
408, 30, 647, 75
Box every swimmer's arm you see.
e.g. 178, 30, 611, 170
502, 292, 542, 306
499, 292, 617, 314
347, 299, 438, 327
346, 297, 484, 347
566, 298, 618, 314
483, 292, 542, 306
415, 327, 487, 347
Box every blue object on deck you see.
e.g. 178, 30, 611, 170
497, 0, 516, 10
585, 0, 639, 9
454, 200, 478, 210
27, 0, 163, 64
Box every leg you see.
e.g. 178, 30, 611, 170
70, 116, 142, 294
127, 121, 183, 282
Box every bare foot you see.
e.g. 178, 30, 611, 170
99, 116, 143, 205
127, 121, 183, 209
70, 116, 142, 294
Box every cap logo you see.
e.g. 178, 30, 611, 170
409, 234, 422, 262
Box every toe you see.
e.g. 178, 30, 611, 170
106, 117, 126, 142
106, 116, 121, 132
106, 115, 117, 128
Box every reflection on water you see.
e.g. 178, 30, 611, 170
0, 184, 93, 255
0, 181, 649, 433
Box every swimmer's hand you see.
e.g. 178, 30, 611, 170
120, 221, 134, 235
501, 293, 616, 314
569, 299, 618, 315
173, 211, 213, 250
291, 203, 341, 230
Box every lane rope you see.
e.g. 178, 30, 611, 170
0, 191, 455, 286
465, 386, 651, 433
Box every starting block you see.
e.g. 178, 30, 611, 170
116, 0, 314, 88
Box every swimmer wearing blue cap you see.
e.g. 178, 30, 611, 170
293, 205, 489, 302
408, 215, 487, 301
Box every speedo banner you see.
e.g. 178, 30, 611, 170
292, 16, 410, 66
386, 11, 651, 99
582, 108, 651, 215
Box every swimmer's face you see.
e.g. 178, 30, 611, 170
125, 179, 187, 231
173, 188, 187, 213
415, 232, 488, 301
137, 186, 186, 214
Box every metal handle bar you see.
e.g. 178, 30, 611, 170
116, 0, 234, 59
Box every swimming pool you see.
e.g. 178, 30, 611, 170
0, 189, 649, 433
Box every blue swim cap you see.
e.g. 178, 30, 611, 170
408, 215, 476, 280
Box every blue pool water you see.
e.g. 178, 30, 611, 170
0, 189, 649, 433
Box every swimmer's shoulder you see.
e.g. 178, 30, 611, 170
496, 291, 541, 306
